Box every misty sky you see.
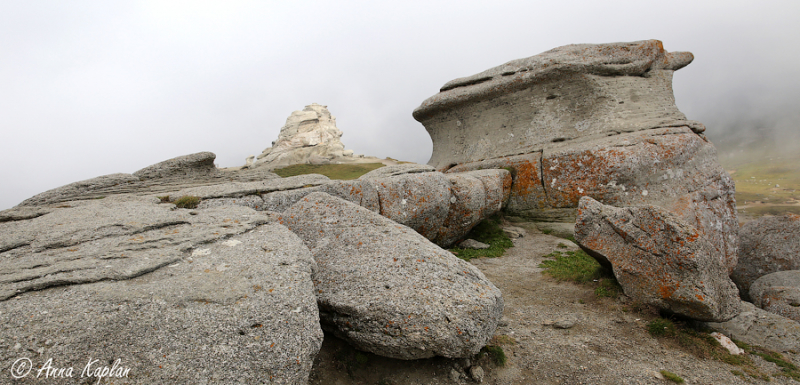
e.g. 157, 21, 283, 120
2, 1, 799, 210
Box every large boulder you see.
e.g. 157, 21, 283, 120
282, 192, 504, 360
731, 214, 800, 300
574, 197, 740, 322
0, 195, 323, 384
749, 270, 800, 322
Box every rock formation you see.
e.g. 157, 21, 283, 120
413, 40, 739, 320
574, 197, 740, 322
250, 103, 356, 169
731, 213, 800, 300
0, 148, 512, 383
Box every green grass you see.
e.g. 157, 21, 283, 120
449, 215, 514, 261
647, 318, 677, 337
174, 195, 201, 209
660, 370, 684, 383
539, 250, 604, 283
481, 345, 507, 367
539, 249, 621, 300
273, 163, 385, 180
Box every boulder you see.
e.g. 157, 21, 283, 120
706, 301, 800, 353
252, 103, 355, 169
282, 192, 504, 360
574, 197, 739, 322
731, 214, 800, 300
749, 270, 800, 322
369, 172, 452, 241
0, 196, 323, 383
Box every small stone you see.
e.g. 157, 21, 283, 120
470, 365, 485, 383
542, 320, 555, 326
460, 239, 490, 250
498, 317, 510, 327
553, 319, 576, 329
711, 332, 744, 355
449, 368, 463, 382
13, 342, 21, 351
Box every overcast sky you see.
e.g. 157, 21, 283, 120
2, 1, 798, 210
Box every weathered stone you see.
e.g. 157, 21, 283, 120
542, 127, 738, 270
282, 192, 503, 360
731, 214, 800, 300
414, 40, 697, 169
0, 223, 323, 384
368, 172, 452, 241
0, 195, 272, 300
749, 270, 800, 322
710, 332, 745, 355
359, 163, 435, 179
133, 151, 219, 180
502, 225, 526, 239
446, 153, 547, 217
262, 179, 380, 213
575, 197, 739, 322
196, 195, 266, 211
706, 301, 800, 353
252, 103, 356, 169
432, 170, 510, 247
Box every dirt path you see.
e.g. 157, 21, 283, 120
309, 221, 800, 385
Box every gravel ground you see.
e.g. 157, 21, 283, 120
309, 221, 800, 385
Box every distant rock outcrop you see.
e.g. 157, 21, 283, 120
250, 103, 357, 169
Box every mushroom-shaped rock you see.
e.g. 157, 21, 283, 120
282, 192, 504, 359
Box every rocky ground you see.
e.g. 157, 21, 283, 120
309, 220, 800, 385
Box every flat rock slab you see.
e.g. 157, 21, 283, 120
169, 174, 331, 200
359, 163, 436, 179
0, 223, 322, 384
0, 195, 270, 301
283, 192, 504, 360
706, 301, 800, 353
732, 214, 800, 301
133, 151, 219, 180
575, 197, 739, 322
750, 270, 800, 322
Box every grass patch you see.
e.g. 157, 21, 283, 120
273, 163, 384, 180
647, 318, 677, 337
660, 370, 684, 383
741, 205, 800, 217
736, 340, 800, 380
539, 250, 604, 283
539, 249, 621, 300
156, 195, 170, 203
174, 196, 201, 209
480, 345, 507, 367
449, 215, 513, 261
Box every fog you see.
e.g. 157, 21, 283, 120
2, 1, 799, 210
